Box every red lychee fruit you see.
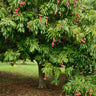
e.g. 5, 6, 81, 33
13, 14, 15, 17
75, 19, 77, 22
14, 9, 19, 12
59, 12, 61, 15
27, 26, 30, 29
82, 8, 84, 11
74, 32, 77, 35
57, 0, 59, 4
76, 13, 79, 16
61, 65, 64, 67
11, 61, 13, 64
17, 14, 19, 16
45, 20, 48, 23
86, 33, 88, 35
66, 2, 69, 7
55, 10, 57, 15
53, 38, 56, 42
79, 41, 81, 43
84, 38, 86, 41
61, 26, 64, 29
19, 1, 25, 5
74, 5, 76, 7
73, 0, 76, 3
46, 74, 49, 77
90, 93, 92, 96
74, 21, 77, 25
82, 40, 85, 43
78, 16, 80, 18
44, 77, 46, 80
86, 91, 88, 93
52, 42, 54, 47
91, 90, 93, 93
39, 16, 42, 20
55, 82, 57, 86
73, 91, 75, 93
73, 35, 75, 37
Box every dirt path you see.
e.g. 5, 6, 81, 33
0, 72, 65, 96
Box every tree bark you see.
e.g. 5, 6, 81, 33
38, 63, 46, 88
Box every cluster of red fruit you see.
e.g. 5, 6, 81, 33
80, 38, 86, 43
43, 74, 57, 86
72, 89, 94, 96
73, 0, 77, 3
57, 0, 59, 4
66, 0, 84, 25
71, 3, 86, 44
43, 74, 49, 80
74, 8, 84, 25
74, 13, 78, 24
13, 7, 20, 17
72, 90, 81, 96
66, 0, 78, 7
39, 15, 48, 23
73, 32, 88, 44
73, 32, 77, 38
19, 1, 25, 5
51, 38, 56, 47
73, 0, 77, 7
54, 1, 61, 16
74, 13, 81, 25
85, 89, 93, 96
54, 10, 61, 15
66, 2, 70, 7
13, 1, 25, 17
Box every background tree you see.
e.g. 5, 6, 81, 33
0, 0, 96, 88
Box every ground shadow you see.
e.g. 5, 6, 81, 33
0, 72, 66, 96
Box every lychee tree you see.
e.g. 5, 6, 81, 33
0, 0, 96, 88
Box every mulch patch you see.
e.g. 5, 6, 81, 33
0, 72, 66, 96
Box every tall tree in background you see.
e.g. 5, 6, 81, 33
0, 0, 96, 88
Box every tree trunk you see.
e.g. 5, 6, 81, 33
38, 63, 46, 88
23, 59, 26, 65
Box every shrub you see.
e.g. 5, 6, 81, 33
63, 75, 96, 96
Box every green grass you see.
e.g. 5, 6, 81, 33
0, 62, 39, 78
0, 62, 65, 78
0, 62, 65, 85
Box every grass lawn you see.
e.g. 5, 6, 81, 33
0, 62, 38, 78
0, 62, 65, 78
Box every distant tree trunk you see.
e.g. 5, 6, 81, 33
38, 62, 46, 88
23, 59, 26, 64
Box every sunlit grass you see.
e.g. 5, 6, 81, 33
0, 62, 38, 78
0, 62, 65, 79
